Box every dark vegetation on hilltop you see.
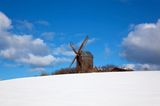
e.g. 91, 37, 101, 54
40, 65, 133, 76
50, 65, 133, 75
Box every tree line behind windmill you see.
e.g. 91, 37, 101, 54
52, 36, 133, 75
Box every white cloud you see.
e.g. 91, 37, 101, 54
0, 33, 49, 60
41, 32, 55, 41
15, 20, 34, 31
19, 54, 55, 66
14, 20, 50, 33
0, 12, 12, 30
31, 67, 46, 72
0, 32, 53, 66
87, 38, 96, 44
123, 64, 135, 70
0, 11, 71, 68
123, 64, 160, 70
53, 44, 74, 56
54, 57, 72, 64
0, 48, 16, 59
122, 19, 160, 66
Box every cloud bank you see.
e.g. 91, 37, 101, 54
0, 12, 70, 68
122, 19, 160, 70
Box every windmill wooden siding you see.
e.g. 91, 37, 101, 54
77, 51, 93, 72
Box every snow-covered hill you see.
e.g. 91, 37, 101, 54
0, 71, 160, 106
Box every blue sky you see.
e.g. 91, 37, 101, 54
0, 0, 160, 80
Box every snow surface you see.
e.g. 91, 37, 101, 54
0, 71, 160, 106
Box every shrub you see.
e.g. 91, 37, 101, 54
52, 68, 77, 75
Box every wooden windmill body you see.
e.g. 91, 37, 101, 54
70, 36, 93, 73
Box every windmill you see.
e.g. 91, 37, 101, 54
69, 36, 93, 73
